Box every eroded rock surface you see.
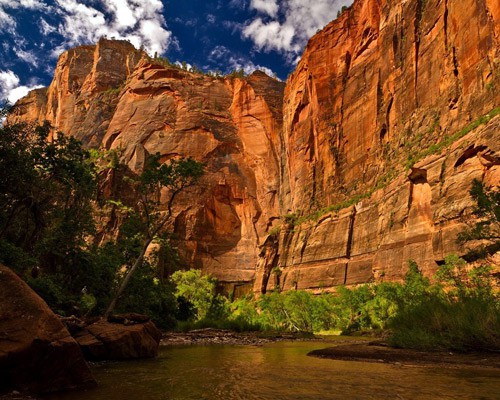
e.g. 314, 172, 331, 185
69, 315, 162, 361
0, 264, 96, 394
8, 0, 500, 292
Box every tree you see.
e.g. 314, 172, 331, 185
171, 269, 217, 320
0, 121, 96, 272
105, 154, 204, 316
458, 179, 500, 259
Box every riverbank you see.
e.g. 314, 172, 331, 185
0, 392, 38, 400
309, 342, 500, 369
161, 328, 375, 346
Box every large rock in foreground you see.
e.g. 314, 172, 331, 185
0, 264, 96, 394
70, 314, 162, 361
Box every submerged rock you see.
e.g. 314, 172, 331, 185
0, 264, 96, 394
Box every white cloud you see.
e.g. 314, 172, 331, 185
53, 0, 171, 57
243, 0, 353, 59
14, 48, 39, 68
243, 18, 295, 53
0, 70, 44, 104
0, 7, 17, 34
39, 17, 56, 35
249, 0, 278, 17
0, 0, 46, 34
208, 45, 278, 79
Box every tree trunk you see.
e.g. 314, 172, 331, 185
104, 239, 151, 317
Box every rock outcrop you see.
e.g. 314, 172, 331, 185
8, 0, 500, 292
0, 264, 96, 394
67, 314, 162, 361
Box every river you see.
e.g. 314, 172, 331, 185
46, 341, 500, 400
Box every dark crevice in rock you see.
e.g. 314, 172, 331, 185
259, 235, 280, 294
414, 0, 423, 107
452, 46, 460, 78
343, 263, 349, 285
408, 167, 428, 184
454, 145, 487, 168
346, 206, 357, 259
444, 0, 449, 49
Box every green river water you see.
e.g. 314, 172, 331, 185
46, 341, 500, 400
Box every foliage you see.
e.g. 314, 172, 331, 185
389, 256, 500, 351
171, 269, 219, 320
0, 121, 100, 316
405, 107, 500, 169
113, 260, 177, 329
0, 119, 195, 328
458, 179, 500, 259
172, 257, 499, 352
104, 154, 204, 316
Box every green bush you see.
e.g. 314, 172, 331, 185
388, 256, 500, 351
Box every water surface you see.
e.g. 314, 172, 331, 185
47, 341, 500, 400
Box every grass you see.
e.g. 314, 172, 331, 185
405, 107, 500, 169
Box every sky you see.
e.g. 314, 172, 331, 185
0, 0, 353, 105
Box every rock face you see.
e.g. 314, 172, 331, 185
259, 117, 500, 291
257, 0, 500, 290
9, 38, 285, 292
0, 264, 96, 394
8, 0, 500, 292
68, 315, 162, 361
282, 0, 499, 212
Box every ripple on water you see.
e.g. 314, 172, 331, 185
45, 341, 500, 400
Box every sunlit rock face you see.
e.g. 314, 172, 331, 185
9, 38, 285, 291
9, 0, 499, 292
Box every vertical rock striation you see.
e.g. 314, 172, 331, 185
268, 0, 500, 291
8, 0, 499, 291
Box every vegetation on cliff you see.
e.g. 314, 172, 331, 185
0, 119, 203, 328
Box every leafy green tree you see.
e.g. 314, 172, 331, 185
0, 120, 108, 315
105, 154, 204, 316
171, 269, 217, 320
0, 121, 96, 273
458, 179, 500, 258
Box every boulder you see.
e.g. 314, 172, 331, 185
71, 314, 162, 361
0, 264, 96, 394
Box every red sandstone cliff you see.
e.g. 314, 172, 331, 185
9, 38, 285, 294
8, 0, 500, 293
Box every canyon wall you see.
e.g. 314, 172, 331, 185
9, 38, 285, 293
9, 0, 500, 293
256, 0, 500, 291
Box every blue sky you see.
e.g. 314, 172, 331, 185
0, 0, 352, 104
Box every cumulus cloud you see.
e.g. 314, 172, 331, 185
54, 0, 171, 56
208, 45, 278, 78
249, 0, 278, 17
0, 70, 44, 104
243, 0, 353, 59
0, 0, 46, 34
